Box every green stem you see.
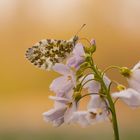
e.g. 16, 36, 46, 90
80, 73, 95, 85
89, 56, 120, 140
102, 65, 121, 77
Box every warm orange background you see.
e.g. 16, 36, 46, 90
0, 0, 140, 139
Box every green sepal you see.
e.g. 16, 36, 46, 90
73, 91, 82, 102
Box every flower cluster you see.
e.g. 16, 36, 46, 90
42, 38, 140, 128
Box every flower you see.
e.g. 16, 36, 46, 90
43, 96, 76, 126
69, 95, 109, 127
112, 88, 140, 108
81, 74, 111, 93
50, 63, 76, 98
127, 62, 140, 92
67, 43, 85, 70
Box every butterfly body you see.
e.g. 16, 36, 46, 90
25, 36, 78, 70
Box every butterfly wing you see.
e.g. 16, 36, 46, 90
25, 37, 78, 70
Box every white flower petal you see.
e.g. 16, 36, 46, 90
88, 95, 107, 110
81, 74, 100, 93
43, 107, 66, 122
103, 75, 111, 87
53, 117, 64, 127
67, 43, 85, 69
87, 108, 108, 123
127, 61, 140, 92
50, 76, 65, 91
132, 61, 140, 70
81, 74, 111, 93
73, 43, 85, 56
49, 96, 70, 104
50, 75, 75, 97
67, 56, 76, 67
112, 88, 140, 108
70, 111, 90, 126
128, 70, 140, 92
52, 63, 71, 75
64, 102, 77, 123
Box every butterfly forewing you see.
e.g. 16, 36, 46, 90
25, 36, 78, 70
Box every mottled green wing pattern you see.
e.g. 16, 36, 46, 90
25, 36, 78, 70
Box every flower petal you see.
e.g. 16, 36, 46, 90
103, 75, 111, 87
81, 74, 100, 93
53, 117, 64, 127
67, 43, 85, 69
73, 43, 85, 56
112, 88, 140, 108
52, 63, 71, 75
64, 102, 77, 123
50, 75, 75, 97
88, 95, 107, 109
87, 108, 108, 123
128, 70, 140, 92
132, 61, 140, 70
43, 107, 66, 122
49, 96, 70, 104
81, 74, 110, 93
50, 76, 66, 94
70, 111, 90, 126
67, 56, 76, 67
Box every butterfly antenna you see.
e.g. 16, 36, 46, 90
75, 24, 86, 36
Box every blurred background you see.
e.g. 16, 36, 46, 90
0, 0, 140, 139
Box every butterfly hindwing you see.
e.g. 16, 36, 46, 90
25, 36, 78, 70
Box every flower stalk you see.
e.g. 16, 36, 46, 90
88, 55, 120, 140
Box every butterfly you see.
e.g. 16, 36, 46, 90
25, 24, 85, 70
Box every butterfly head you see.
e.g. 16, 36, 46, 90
70, 35, 79, 45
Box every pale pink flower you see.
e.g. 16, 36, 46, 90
43, 96, 76, 126
50, 63, 76, 98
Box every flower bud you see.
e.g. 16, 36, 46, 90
89, 39, 96, 53
90, 39, 96, 46
120, 67, 131, 77
117, 84, 126, 91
